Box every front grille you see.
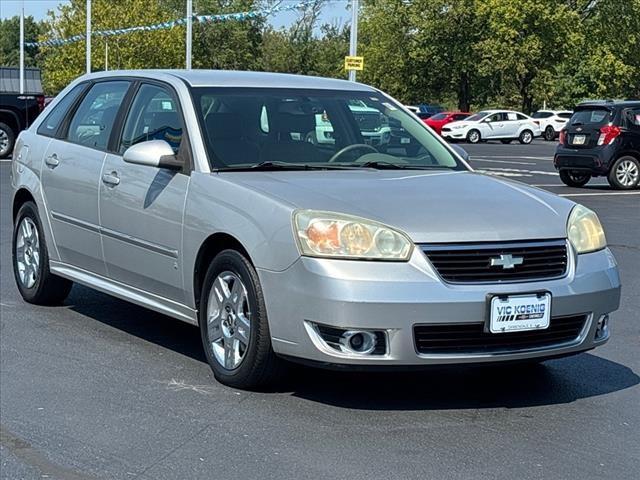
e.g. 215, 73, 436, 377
353, 113, 381, 132
414, 314, 587, 354
421, 239, 568, 283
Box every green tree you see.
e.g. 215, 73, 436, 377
40, 0, 185, 93
0, 15, 44, 68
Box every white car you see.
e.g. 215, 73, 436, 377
441, 110, 542, 144
532, 110, 573, 141
314, 100, 391, 146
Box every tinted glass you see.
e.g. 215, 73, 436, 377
453, 114, 469, 120
467, 111, 490, 122
37, 83, 86, 137
570, 108, 612, 126
67, 81, 129, 150
192, 87, 466, 171
429, 113, 448, 121
516, 113, 528, 120
558, 112, 573, 119
532, 111, 553, 119
120, 84, 183, 154
626, 108, 640, 127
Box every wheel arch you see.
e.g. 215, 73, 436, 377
12, 187, 36, 220
192, 232, 254, 311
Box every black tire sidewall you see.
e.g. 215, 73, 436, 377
560, 170, 590, 187
544, 127, 555, 141
0, 121, 16, 159
199, 249, 273, 387
608, 156, 640, 190
13, 202, 49, 301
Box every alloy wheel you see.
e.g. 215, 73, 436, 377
521, 131, 533, 144
616, 160, 639, 187
0, 128, 9, 156
206, 271, 252, 370
15, 217, 40, 288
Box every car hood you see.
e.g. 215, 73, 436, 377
445, 120, 478, 128
223, 170, 574, 243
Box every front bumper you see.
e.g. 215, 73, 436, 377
441, 129, 466, 140
258, 246, 620, 366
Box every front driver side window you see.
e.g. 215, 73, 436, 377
66, 81, 129, 150
120, 84, 184, 154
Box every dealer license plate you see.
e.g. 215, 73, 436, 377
572, 134, 586, 145
489, 293, 551, 334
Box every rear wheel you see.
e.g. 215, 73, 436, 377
12, 201, 73, 305
199, 249, 284, 389
0, 121, 16, 159
519, 129, 534, 144
544, 126, 556, 141
467, 129, 481, 144
608, 156, 640, 189
560, 170, 591, 188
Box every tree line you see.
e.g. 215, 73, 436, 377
1, 0, 638, 113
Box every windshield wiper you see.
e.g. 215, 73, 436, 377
358, 160, 448, 170
216, 161, 357, 172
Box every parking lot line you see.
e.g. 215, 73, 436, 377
470, 158, 537, 165
559, 191, 640, 197
471, 155, 554, 161
532, 183, 611, 187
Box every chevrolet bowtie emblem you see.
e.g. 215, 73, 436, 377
490, 254, 524, 269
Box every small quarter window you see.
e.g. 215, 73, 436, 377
37, 83, 86, 137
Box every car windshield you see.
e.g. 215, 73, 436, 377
192, 88, 467, 171
429, 113, 448, 120
466, 111, 490, 122
571, 108, 612, 126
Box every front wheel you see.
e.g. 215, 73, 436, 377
560, 170, 591, 188
519, 129, 534, 144
608, 156, 640, 190
0, 121, 16, 159
544, 126, 556, 141
199, 249, 284, 389
12, 201, 73, 304
467, 129, 481, 144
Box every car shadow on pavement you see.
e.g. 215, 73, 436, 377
66, 285, 638, 411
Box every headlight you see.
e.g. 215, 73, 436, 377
293, 210, 413, 261
567, 204, 606, 254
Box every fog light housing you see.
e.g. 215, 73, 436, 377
309, 322, 387, 356
595, 314, 609, 340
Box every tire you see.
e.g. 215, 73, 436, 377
559, 170, 591, 188
467, 129, 481, 144
500, 139, 511, 144
0, 121, 16, 159
519, 129, 533, 144
12, 201, 73, 305
199, 249, 284, 389
544, 126, 556, 141
608, 156, 640, 190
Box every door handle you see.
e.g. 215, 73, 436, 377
44, 154, 59, 168
102, 171, 120, 186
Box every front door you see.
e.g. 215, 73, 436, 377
99, 83, 189, 303
40, 80, 130, 275
483, 112, 508, 139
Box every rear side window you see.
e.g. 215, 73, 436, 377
66, 81, 129, 150
37, 83, 86, 137
558, 112, 573, 119
570, 109, 612, 126
624, 108, 640, 127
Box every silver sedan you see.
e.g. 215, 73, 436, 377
11, 70, 620, 388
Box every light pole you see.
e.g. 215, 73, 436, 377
19, 1, 24, 94
348, 0, 359, 82
86, 0, 91, 73
186, 0, 192, 69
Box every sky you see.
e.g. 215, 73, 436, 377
0, 0, 351, 28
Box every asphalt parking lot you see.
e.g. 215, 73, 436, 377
1, 140, 639, 480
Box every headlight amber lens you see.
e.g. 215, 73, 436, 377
567, 204, 607, 254
294, 210, 413, 260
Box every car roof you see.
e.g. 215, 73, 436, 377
577, 99, 640, 108
81, 69, 377, 92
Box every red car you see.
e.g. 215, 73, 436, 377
424, 111, 472, 135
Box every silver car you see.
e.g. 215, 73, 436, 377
11, 70, 621, 388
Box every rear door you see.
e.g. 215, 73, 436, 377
99, 82, 190, 303
40, 80, 130, 274
564, 107, 614, 148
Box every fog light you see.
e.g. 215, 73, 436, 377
340, 330, 377, 354
595, 314, 609, 340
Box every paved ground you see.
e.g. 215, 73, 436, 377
1, 140, 639, 479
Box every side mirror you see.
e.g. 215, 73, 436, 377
450, 143, 470, 162
123, 140, 182, 170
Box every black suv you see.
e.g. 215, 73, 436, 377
554, 100, 640, 189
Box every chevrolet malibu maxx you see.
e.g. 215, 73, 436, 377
11, 71, 620, 388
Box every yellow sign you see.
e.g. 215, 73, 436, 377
344, 56, 364, 71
